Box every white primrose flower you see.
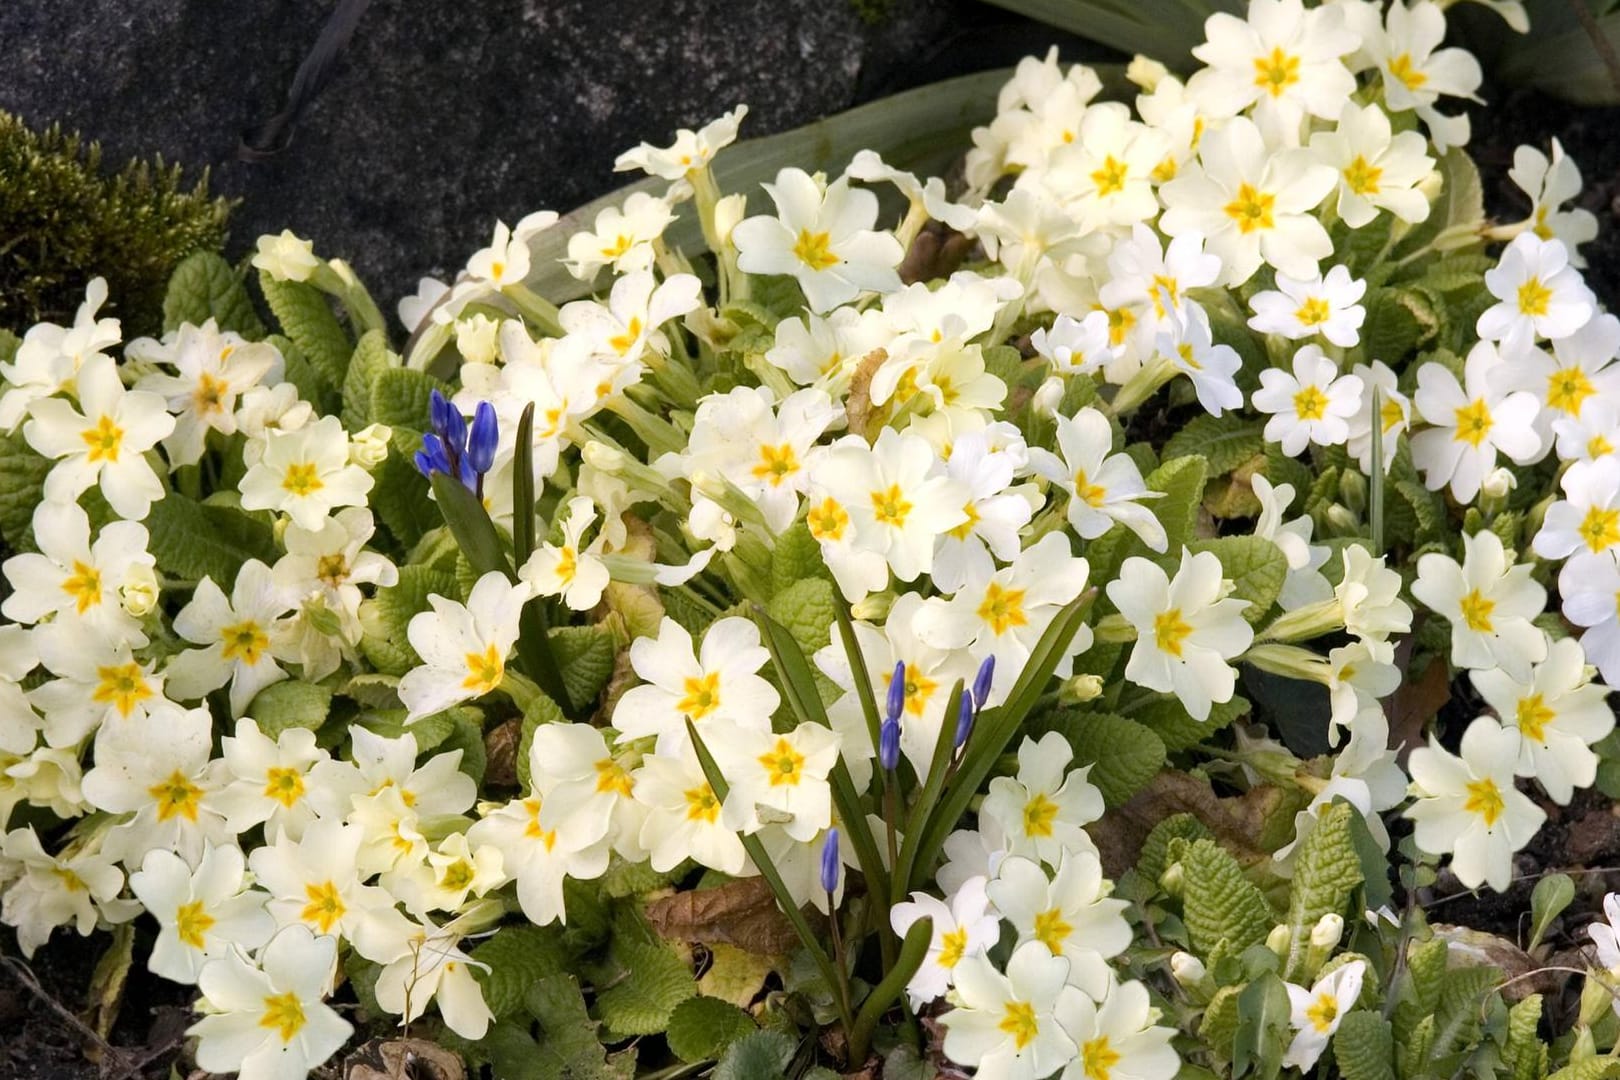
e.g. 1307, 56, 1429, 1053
305, 728, 476, 848
251, 230, 321, 282
1309, 101, 1434, 228
632, 744, 746, 874
1283, 959, 1366, 1070
165, 560, 296, 718
235, 383, 314, 465
1159, 115, 1337, 285
529, 722, 644, 862
239, 414, 376, 530
1251, 475, 1332, 610
1535, 455, 1620, 575
988, 853, 1132, 999
1251, 345, 1364, 456
1496, 313, 1620, 429
1032, 102, 1169, 231
28, 623, 166, 747
1, 499, 155, 647
1477, 234, 1595, 354
189, 924, 353, 1080
1033, 312, 1115, 378
128, 845, 274, 985
938, 817, 1010, 897
940, 942, 1086, 1080
1346, 360, 1411, 474
1563, 554, 1620, 686
22, 353, 174, 521
808, 428, 969, 597
766, 305, 894, 391
1554, 398, 1620, 463
1364, 0, 1482, 151
1324, 640, 1401, 739
979, 731, 1104, 868
519, 496, 611, 612
1411, 344, 1544, 502
0, 625, 41, 755
1472, 636, 1614, 804
0, 277, 121, 432
213, 717, 326, 841
0, 826, 137, 957
273, 506, 398, 679
931, 430, 1040, 594
1186, 0, 1359, 137
732, 167, 904, 313
1406, 715, 1546, 892
709, 719, 840, 841
81, 703, 230, 867
1057, 979, 1181, 1080
914, 534, 1092, 700
373, 919, 494, 1040
890, 876, 999, 1008
614, 105, 747, 180
1247, 267, 1368, 347
1412, 530, 1548, 683
130, 320, 280, 467
565, 189, 681, 279
247, 818, 412, 962
1336, 544, 1413, 645
464, 787, 610, 927
0, 745, 86, 826
1158, 300, 1246, 417
558, 269, 702, 365
1033, 407, 1166, 552
465, 219, 531, 289
611, 616, 779, 755
382, 832, 505, 917
1509, 138, 1599, 260
397, 571, 530, 723
1108, 549, 1254, 721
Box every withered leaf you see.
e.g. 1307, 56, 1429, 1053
1090, 770, 1291, 879
645, 877, 821, 955
345, 1037, 467, 1080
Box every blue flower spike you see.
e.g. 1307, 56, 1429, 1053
820, 827, 841, 895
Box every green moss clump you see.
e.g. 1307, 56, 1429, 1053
0, 111, 235, 338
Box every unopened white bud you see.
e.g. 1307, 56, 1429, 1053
119, 564, 160, 618
349, 423, 392, 470
251, 230, 321, 283
1127, 55, 1170, 91
714, 194, 747, 246
1032, 375, 1064, 417
1311, 913, 1345, 952
1170, 951, 1207, 987
1061, 674, 1105, 703
851, 592, 895, 622
454, 313, 503, 366
1266, 924, 1292, 955
583, 441, 627, 472
1482, 467, 1518, 499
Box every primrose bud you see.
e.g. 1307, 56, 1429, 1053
1324, 503, 1359, 535
349, 422, 393, 470
583, 441, 628, 472
119, 564, 160, 618
1059, 673, 1104, 704
851, 592, 895, 621
1127, 55, 1170, 90
1571, 1025, 1597, 1063
1032, 375, 1064, 417
1482, 467, 1518, 500
1338, 469, 1367, 515
1170, 951, 1207, 987
714, 193, 748, 246
455, 313, 503, 366
252, 229, 320, 283
1266, 924, 1292, 956
1159, 862, 1184, 897
1310, 913, 1345, 951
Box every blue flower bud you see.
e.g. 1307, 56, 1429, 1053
466, 401, 499, 475
886, 660, 907, 725
880, 717, 901, 772
440, 402, 468, 458
429, 389, 457, 439
415, 433, 453, 479
971, 655, 995, 710
820, 828, 841, 894
413, 449, 437, 479
953, 689, 975, 749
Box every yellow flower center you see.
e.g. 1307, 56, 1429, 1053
1458, 589, 1496, 633
259, 990, 308, 1043
1580, 506, 1620, 553
220, 620, 270, 665
1517, 277, 1552, 317
263, 766, 307, 809
147, 770, 203, 822
174, 900, 216, 950
522, 797, 558, 850
1151, 154, 1179, 184
678, 671, 722, 720
758, 738, 807, 787
1381, 396, 1407, 434
1343, 155, 1383, 196
1032, 906, 1073, 955
1022, 792, 1059, 838
1306, 992, 1339, 1033
594, 757, 635, 797
1387, 52, 1428, 91
193, 372, 230, 415
1515, 693, 1556, 743
977, 582, 1030, 636
1293, 384, 1329, 422
281, 461, 324, 497
1091, 155, 1129, 197
81, 415, 124, 463
1074, 470, 1108, 508
870, 484, 913, 528
1295, 296, 1332, 327
1452, 399, 1494, 447
1082, 1036, 1123, 1080
555, 545, 578, 585
684, 783, 722, 823
937, 927, 968, 969
314, 552, 349, 587
602, 233, 634, 259
999, 1000, 1041, 1050
752, 442, 800, 486
440, 860, 475, 891
1105, 306, 1136, 347
1252, 46, 1301, 96
92, 662, 153, 718
60, 560, 104, 614
608, 315, 645, 356
1150, 273, 1180, 319
1177, 342, 1201, 370
792, 229, 839, 272
1224, 183, 1276, 234
1591, 434, 1615, 459
948, 499, 982, 541
301, 880, 347, 933
1548, 368, 1596, 416
461, 644, 504, 694
807, 497, 849, 542
1463, 777, 1505, 827
1154, 607, 1194, 657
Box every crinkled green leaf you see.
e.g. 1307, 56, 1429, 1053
1547, 1060, 1620, 1080
1140, 813, 1214, 890
145, 493, 278, 584
765, 576, 836, 657
440, 707, 488, 784
1233, 972, 1292, 1080
1393, 938, 1448, 1050
1433, 963, 1500, 1058
265, 333, 329, 410
341, 328, 397, 431
1185, 535, 1287, 623
1503, 994, 1546, 1080
1178, 838, 1277, 956
163, 252, 265, 338
1199, 984, 1244, 1068
1164, 414, 1266, 476
662, 586, 719, 637
524, 972, 637, 1079
1148, 455, 1209, 553
1132, 693, 1250, 753
246, 680, 332, 739
369, 366, 452, 433
595, 939, 696, 1038
1283, 801, 1363, 981
1333, 1011, 1396, 1080
770, 520, 833, 594
349, 706, 464, 754
469, 925, 569, 1018
1398, 1014, 1436, 1080
370, 449, 437, 552
1040, 710, 1165, 808
360, 566, 458, 675
0, 432, 53, 551
258, 272, 351, 391
551, 624, 616, 713
1363, 288, 1438, 365
714, 1029, 796, 1080
666, 996, 758, 1063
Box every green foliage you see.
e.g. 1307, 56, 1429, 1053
143, 493, 278, 585
714, 1029, 797, 1080
341, 329, 398, 431
1335, 1011, 1397, 1080
525, 974, 638, 1079
1041, 710, 1166, 807
766, 576, 837, 656
1184, 536, 1287, 622
1176, 838, 1277, 956
1163, 414, 1266, 476
1502, 995, 1547, 1080
360, 566, 459, 675
1131, 692, 1250, 753
1139, 813, 1213, 888
771, 520, 834, 593
551, 625, 617, 714
162, 252, 264, 338
470, 924, 570, 1018
1283, 801, 1364, 980
0, 432, 53, 551
258, 272, 352, 396
0, 111, 231, 337
246, 680, 333, 738
595, 939, 697, 1038
665, 996, 758, 1062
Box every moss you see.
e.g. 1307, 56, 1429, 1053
0, 111, 235, 338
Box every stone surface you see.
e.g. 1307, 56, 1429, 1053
0, 0, 1088, 312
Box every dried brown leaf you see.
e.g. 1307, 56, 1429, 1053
1090, 770, 1291, 879
645, 877, 821, 955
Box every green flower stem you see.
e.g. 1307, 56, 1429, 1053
832, 597, 884, 755
685, 720, 855, 1038
513, 403, 538, 568
501, 282, 566, 337
1369, 388, 1385, 555
847, 915, 933, 1067
892, 680, 964, 902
